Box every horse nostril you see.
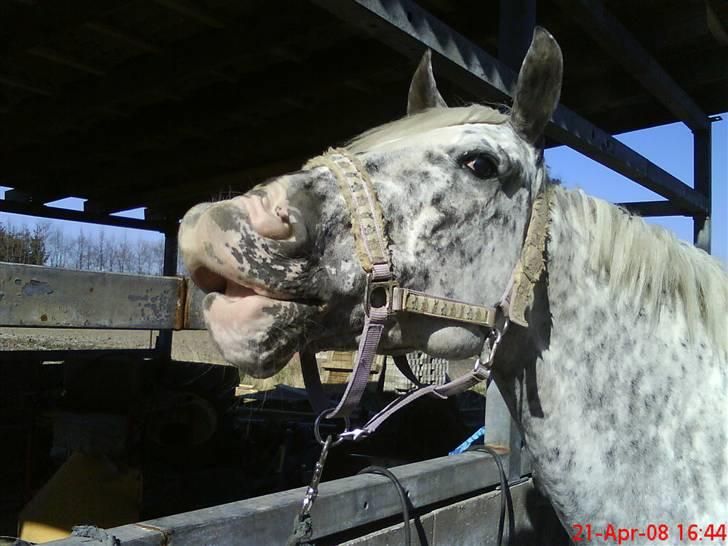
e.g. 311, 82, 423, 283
275, 204, 290, 224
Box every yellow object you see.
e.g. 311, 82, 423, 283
18, 451, 141, 543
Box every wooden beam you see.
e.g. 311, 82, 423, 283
309, 0, 708, 215
551, 0, 709, 132
1, 0, 130, 57
0, 74, 53, 96
83, 22, 162, 54
152, 0, 225, 28
28, 46, 106, 76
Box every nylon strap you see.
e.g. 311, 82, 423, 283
343, 338, 497, 440
300, 349, 330, 414
325, 307, 387, 418
298, 147, 549, 428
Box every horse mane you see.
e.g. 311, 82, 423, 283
347, 105, 508, 152
553, 186, 728, 352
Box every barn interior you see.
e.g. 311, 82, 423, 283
0, 0, 725, 543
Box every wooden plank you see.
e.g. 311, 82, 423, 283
310, 0, 709, 215
46, 451, 526, 545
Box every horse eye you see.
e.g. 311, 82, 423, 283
463, 155, 497, 179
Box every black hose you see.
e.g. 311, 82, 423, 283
471, 445, 515, 546
357, 465, 412, 546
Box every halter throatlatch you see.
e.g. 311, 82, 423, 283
300, 147, 551, 438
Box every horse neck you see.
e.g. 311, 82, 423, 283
494, 185, 728, 529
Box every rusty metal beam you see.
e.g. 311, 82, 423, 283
0, 264, 207, 330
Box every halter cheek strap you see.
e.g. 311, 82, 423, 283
301, 147, 551, 435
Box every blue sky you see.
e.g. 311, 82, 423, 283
1, 114, 726, 265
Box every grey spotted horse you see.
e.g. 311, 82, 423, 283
180, 28, 728, 543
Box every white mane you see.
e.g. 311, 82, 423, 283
347, 105, 508, 152
554, 186, 728, 352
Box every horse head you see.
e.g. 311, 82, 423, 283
179, 28, 563, 378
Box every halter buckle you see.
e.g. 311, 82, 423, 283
364, 273, 398, 317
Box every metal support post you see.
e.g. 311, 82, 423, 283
693, 127, 712, 252
485, 381, 523, 481
156, 223, 179, 358
483, 0, 536, 482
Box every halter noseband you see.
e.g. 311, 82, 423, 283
301, 147, 550, 439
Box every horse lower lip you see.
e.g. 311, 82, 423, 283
225, 281, 256, 298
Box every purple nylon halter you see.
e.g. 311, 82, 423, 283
301, 148, 521, 439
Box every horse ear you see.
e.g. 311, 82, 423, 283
407, 50, 447, 115
511, 27, 563, 144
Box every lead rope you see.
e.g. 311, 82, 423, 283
471, 446, 516, 546
287, 412, 349, 546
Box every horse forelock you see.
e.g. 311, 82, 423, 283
346, 104, 509, 153
553, 186, 728, 353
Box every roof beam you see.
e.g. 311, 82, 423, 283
618, 201, 689, 217
309, 0, 708, 215
0, 198, 166, 232
152, 0, 225, 29
0, 4, 350, 151
28, 46, 106, 76
83, 22, 163, 54
551, 0, 709, 132
1, 0, 130, 57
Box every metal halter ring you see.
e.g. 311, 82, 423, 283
314, 409, 351, 447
